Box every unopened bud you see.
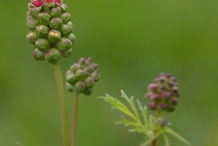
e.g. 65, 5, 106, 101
66, 82, 74, 92
148, 84, 159, 93
61, 48, 72, 58
159, 102, 168, 110
49, 18, 63, 30
26, 32, 38, 44
75, 69, 86, 81
41, 5, 51, 13
37, 12, 51, 25
84, 76, 95, 88
67, 33, 76, 44
48, 30, 61, 43
148, 102, 156, 110
86, 57, 94, 65
66, 73, 77, 85
83, 88, 93, 96
27, 19, 39, 31
91, 71, 100, 82
45, 48, 61, 64
67, 21, 73, 27
36, 25, 49, 38
60, 13, 71, 24
33, 48, 45, 60
78, 58, 86, 68
74, 82, 86, 93
29, 7, 40, 19
60, 24, 72, 36
50, 7, 62, 18
60, 3, 68, 12
35, 38, 50, 52
70, 63, 80, 73
57, 38, 72, 51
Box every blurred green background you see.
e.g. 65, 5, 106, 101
0, 0, 218, 146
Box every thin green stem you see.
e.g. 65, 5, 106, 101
54, 62, 70, 146
71, 92, 80, 146
150, 110, 161, 146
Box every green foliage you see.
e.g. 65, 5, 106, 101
99, 90, 191, 146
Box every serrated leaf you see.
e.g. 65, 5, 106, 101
137, 99, 148, 127
163, 127, 191, 146
116, 116, 140, 127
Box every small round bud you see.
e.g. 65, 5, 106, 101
67, 33, 76, 44
61, 48, 72, 58
45, 48, 61, 64
37, 12, 51, 25
41, 5, 51, 13
91, 64, 98, 70
74, 82, 86, 93
65, 70, 72, 78
78, 58, 86, 68
60, 24, 72, 36
91, 71, 100, 82
48, 30, 61, 43
57, 38, 72, 51
145, 92, 152, 100
29, 7, 40, 19
66, 82, 74, 92
49, 18, 63, 30
36, 25, 49, 38
67, 21, 73, 27
26, 31, 38, 44
161, 91, 170, 99
60, 13, 71, 24
33, 48, 45, 60
35, 38, 50, 52
148, 84, 159, 93
171, 97, 178, 106
70, 63, 80, 73
84, 76, 95, 88
166, 106, 176, 112
60, 3, 68, 12
172, 86, 180, 97
156, 117, 169, 127
26, 12, 34, 21
75, 69, 86, 81
159, 102, 168, 110
31, 0, 43, 7
83, 88, 93, 96
86, 57, 94, 65
148, 102, 156, 110
84, 66, 93, 75
66, 73, 77, 85
50, 7, 62, 18
27, 19, 39, 31
152, 93, 160, 101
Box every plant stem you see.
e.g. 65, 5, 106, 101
150, 110, 161, 146
71, 92, 80, 146
54, 62, 70, 146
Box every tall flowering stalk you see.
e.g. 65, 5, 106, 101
65, 57, 100, 146
26, 0, 76, 146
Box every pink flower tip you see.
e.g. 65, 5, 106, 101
32, 0, 43, 7
54, 0, 62, 4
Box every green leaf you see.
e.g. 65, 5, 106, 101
121, 90, 139, 120
140, 130, 163, 146
163, 134, 171, 146
163, 127, 191, 146
98, 95, 137, 121
137, 99, 148, 127
116, 116, 141, 127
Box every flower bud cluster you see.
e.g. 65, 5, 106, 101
65, 57, 100, 95
26, 0, 76, 64
145, 73, 180, 112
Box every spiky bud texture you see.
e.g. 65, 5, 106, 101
65, 57, 100, 96
146, 73, 180, 112
26, 0, 76, 64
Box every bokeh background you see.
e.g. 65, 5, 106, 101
0, 0, 218, 146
